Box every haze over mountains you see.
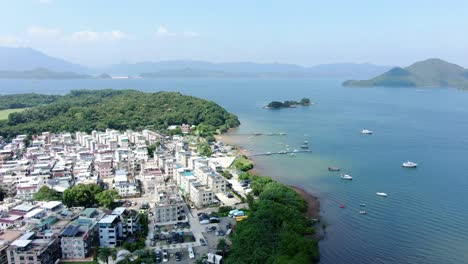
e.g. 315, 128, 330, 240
0, 47, 392, 79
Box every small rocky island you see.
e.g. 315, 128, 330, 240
264, 98, 313, 109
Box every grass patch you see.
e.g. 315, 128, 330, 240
231, 155, 254, 171
0, 108, 28, 120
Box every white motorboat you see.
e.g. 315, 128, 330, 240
402, 161, 418, 168
376, 192, 388, 197
266, 152, 272, 155
359, 203, 366, 207
360, 129, 373, 134
359, 210, 367, 215
340, 174, 353, 180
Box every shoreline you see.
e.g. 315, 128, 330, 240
216, 133, 321, 221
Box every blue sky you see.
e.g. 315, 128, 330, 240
1, 0, 467, 67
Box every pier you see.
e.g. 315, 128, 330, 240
248, 149, 311, 157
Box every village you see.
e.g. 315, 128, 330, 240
0, 126, 252, 264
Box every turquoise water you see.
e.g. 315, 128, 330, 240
1, 78, 468, 263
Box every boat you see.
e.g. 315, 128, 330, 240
376, 192, 388, 197
300, 144, 309, 149
340, 174, 353, 180
359, 203, 366, 207
266, 152, 272, 155
289, 153, 296, 157
359, 210, 367, 215
278, 132, 287, 135
328, 166, 341, 171
253, 132, 262, 136
293, 149, 299, 152
402, 161, 418, 168
339, 205, 346, 208
278, 151, 287, 154
360, 129, 373, 134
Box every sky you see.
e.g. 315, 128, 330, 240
0, 0, 467, 67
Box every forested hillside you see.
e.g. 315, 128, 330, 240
0, 89, 239, 138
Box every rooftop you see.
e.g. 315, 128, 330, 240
99, 214, 118, 224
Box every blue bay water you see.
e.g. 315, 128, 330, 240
1, 78, 468, 263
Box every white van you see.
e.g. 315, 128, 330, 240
188, 245, 195, 259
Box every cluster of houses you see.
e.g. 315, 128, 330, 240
0, 197, 140, 263
0, 126, 237, 262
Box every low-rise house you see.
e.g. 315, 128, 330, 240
60, 216, 99, 259
0, 230, 23, 264
7, 231, 61, 264
189, 181, 215, 208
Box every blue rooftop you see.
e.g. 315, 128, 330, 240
183, 171, 193, 176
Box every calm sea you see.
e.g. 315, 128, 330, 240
1, 78, 468, 263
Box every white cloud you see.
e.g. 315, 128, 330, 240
67, 30, 129, 43
156, 25, 199, 38
0, 36, 23, 46
156, 25, 176, 37
27, 26, 61, 38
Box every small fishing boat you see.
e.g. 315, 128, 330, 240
376, 192, 388, 197
402, 161, 418, 168
300, 144, 309, 149
289, 153, 296, 157
266, 152, 272, 155
360, 129, 373, 134
293, 149, 299, 152
340, 174, 353, 180
328, 166, 341, 171
359, 203, 366, 207
278, 151, 287, 154
359, 210, 367, 215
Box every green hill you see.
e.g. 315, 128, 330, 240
343, 58, 468, 89
0, 68, 92, 79
0, 90, 240, 139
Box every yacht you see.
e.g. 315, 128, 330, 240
340, 174, 353, 180
360, 129, 373, 134
376, 192, 388, 197
402, 161, 418, 168
328, 166, 341, 172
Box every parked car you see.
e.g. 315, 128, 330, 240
151, 240, 156, 246
155, 250, 162, 263
199, 238, 207, 246
175, 252, 182, 261
210, 217, 220, 223
227, 193, 234, 198
162, 249, 169, 262
200, 219, 210, 225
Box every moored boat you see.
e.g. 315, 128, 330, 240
359, 210, 367, 215
360, 129, 373, 134
402, 161, 418, 168
340, 174, 353, 180
376, 192, 388, 197
328, 166, 341, 171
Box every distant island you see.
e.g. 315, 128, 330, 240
343, 58, 468, 89
265, 98, 313, 109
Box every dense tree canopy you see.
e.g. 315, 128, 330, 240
33, 186, 61, 201
0, 90, 240, 139
62, 184, 103, 208
226, 181, 319, 264
96, 189, 120, 209
0, 93, 60, 110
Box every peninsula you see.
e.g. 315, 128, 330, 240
343, 58, 468, 89
265, 98, 313, 109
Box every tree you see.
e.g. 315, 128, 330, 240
217, 238, 229, 257
62, 184, 103, 208
197, 143, 212, 157
97, 247, 114, 264
96, 190, 120, 209
33, 186, 60, 201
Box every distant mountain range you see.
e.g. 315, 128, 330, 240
0, 47, 89, 73
111, 61, 392, 79
0, 68, 92, 79
343, 59, 468, 89
0, 46, 394, 79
